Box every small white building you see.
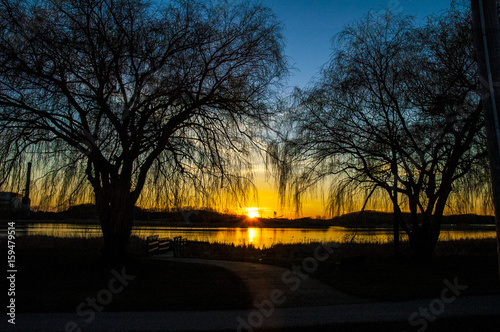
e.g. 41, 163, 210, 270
0, 192, 23, 211
1, 163, 32, 213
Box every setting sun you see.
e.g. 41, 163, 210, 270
246, 207, 259, 219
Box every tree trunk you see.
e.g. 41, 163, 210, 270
392, 158, 401, 257
95, 184, 136, 258
393, 212, 401, 256
410, 229, 435, 263
407, 212, 435, 263
388, 147, 400, 256
392, 196, 403, 257
407, 198, 421, 257
404, 194, 449, 263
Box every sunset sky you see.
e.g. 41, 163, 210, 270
15, 1, 469, 218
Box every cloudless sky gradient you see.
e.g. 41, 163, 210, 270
252, 0, 458, 218
262, 0, 456, 90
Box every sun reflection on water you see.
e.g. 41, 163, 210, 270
248, 228, 257, 244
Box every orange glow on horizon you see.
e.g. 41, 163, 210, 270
22, 159, 494, 218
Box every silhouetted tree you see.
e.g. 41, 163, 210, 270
0, 0, 287, 257
268, 7, 487, 260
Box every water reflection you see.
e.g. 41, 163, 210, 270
248, 228, 257, 244
10, 223, 497, 249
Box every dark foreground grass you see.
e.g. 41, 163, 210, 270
10, 236, 252, 313
314, 239, 500, 301
314, 254, 500, 301
183, 238, 500, 301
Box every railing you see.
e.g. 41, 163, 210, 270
147, 235, 186, 257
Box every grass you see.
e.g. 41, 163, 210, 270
308, 239, 500, 301
11, 236, 252, 313
314, 254, 500, 301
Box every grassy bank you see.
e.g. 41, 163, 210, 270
11, 236, 252, 313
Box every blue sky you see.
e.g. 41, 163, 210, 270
262, 0, 456, 90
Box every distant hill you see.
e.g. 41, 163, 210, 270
22, 204, 244, 225
5, 205, 496, 229
26, 204, 179, 221
330, 210, 495, 228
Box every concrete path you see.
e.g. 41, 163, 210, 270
158, 257, 368, 307
5, 296, 500, 331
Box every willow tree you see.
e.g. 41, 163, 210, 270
0, 0, 287, 256
268, 7, 487, 260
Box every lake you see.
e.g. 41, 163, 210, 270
8, 222, 497, 248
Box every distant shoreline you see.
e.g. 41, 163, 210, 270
1, 205, 496, 229
2, 214, 496, 231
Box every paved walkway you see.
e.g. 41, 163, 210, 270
159, 257, 369, 307
3, 258, 500, 332
5, 296, 500, 331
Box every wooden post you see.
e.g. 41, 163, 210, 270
471, 0, 500, 282
21, 162, 31, 212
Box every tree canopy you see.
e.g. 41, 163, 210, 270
0, 0, 287, 255
267, 6, 488, 259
